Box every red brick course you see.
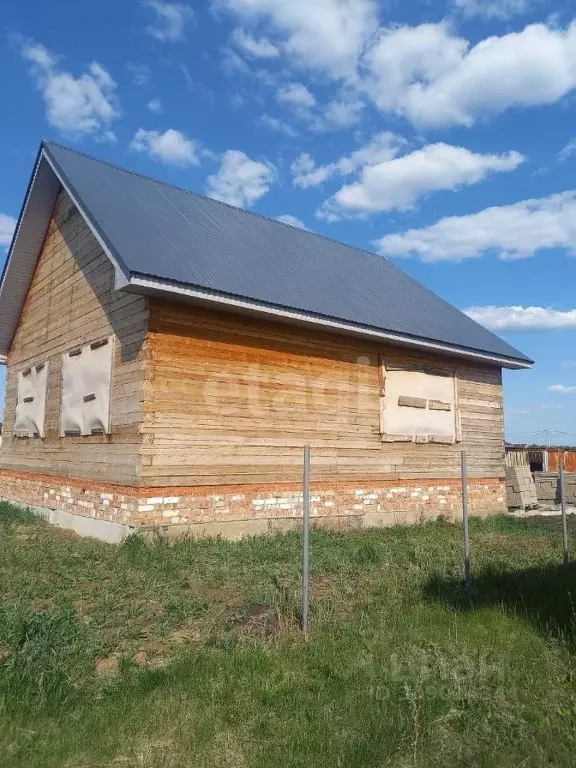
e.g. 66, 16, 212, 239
0, 470, 506, 530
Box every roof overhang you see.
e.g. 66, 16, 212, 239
0, 147, 60, 364
0, 142, 533, 370
0, 145, 130, 363
126, 274, 532, 369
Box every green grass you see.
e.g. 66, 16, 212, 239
2, 502, 576, 767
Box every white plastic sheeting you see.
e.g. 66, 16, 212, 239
61, 337, 114, 436
14, 362, 49, 437
382, 368, 458, 443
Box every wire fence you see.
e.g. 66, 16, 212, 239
298, 447, 572, 632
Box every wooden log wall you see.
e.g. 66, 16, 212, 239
143, 299, 505, 487
0, 190, 149, 484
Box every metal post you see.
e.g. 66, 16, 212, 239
301, 444, 311, 634
560, 454, 569, 566
461, 450, 471, 590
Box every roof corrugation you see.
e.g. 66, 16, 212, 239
43, 141, 531, 365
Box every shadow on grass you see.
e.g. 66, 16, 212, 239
423, 561, 576, 649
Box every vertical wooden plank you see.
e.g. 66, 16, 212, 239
377, 354, 386, 438
454, 371, 462, 443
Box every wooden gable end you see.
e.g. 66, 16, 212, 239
0, 189, 149, 484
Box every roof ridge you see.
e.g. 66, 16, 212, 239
41, 139, 400, 269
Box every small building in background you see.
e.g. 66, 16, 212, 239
506, 445, 548, 473
506, 445, 576, 474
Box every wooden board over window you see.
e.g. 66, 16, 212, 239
379, 362, 460, 444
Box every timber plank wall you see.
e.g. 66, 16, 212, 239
143, 300, 505, 487
0, 189, 149, 484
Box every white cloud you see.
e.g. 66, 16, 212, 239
233, 28, 279, 57
279, 89, 364, 132
258, 115, 298, 136
207, 150, 276, 207
292, 132, 405, 188
277, 82, 316, 108
217, 13, 576, 131
362, 24, 465, 115
128, 63, 152, 87
562, 360, 576, 368
96, 130, 118, 144
453, 0, 535, 19
292, 154, 328, 187
295, 95, 366, 133
558, 137, 576, 162
548, 385, 576, 394
362, 21, 576, 128
321, 143, 524, 219
21, 42, 119, 138
0, 214, 17, 248
147, 98, 163, 112
376, 191, 576, 262
318, 98, 364, 130
221, 46, 251, 75
143, 0, 194, 42
218, 0, 378, 78
464, 306, 576, 331
276, 214, 308, 229
130, 128, 199, 166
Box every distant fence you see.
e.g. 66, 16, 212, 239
548, 451, 576, 473
506, 448, 576, 474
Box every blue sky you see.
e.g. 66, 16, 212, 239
1, 0, 576, 444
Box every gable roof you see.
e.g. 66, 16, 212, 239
0, 140, 532, 368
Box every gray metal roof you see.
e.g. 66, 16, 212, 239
0, 140, 532, 367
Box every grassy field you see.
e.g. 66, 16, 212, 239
2, 503, 576, 767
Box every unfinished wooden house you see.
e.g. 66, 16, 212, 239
0, 141, 532, 540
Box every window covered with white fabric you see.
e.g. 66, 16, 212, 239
61, 337, 114, 436
14, 362, 49, 438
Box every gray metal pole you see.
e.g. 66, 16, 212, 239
301, 444, 311, 634
560, 454, 569, 566
461, 449, 471, 589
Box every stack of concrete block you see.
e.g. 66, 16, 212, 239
534, 472, 576, 505
533, 473, 558, 504
505, 466, 538, 509
565, 474, 576, 504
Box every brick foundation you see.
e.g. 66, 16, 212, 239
0, 470, 506, 537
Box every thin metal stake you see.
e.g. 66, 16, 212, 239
560, 454, 569, 565
461, 449, 471, 590
300, 444, 311, 634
